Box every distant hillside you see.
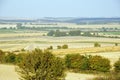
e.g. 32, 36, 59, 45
0, 17, 120, 24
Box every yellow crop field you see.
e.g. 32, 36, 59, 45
52, 46, 120, 56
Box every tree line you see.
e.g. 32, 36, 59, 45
47, 30, 98, 37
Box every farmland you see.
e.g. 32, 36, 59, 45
0, 35, 119, 51
0, 19, 120, 80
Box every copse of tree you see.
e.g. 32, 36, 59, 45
17, 49, 65, 80
54, 30, 67, 37
47, 30, 55, 36
94, 42, 101, 47
81, 32, 92, 36
47, 30, 67, 37
69, 30, 81, 36
47, 30, 100, 37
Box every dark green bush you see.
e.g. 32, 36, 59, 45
89, 55, 111, 72
5, 53, 16, 64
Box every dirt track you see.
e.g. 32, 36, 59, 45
0, 64, 20, 80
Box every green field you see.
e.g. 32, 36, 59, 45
100, 31, 120, 35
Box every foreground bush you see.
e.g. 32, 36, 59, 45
65, 54, 89, 70
5, 53, 16, 63
0, 50, 5, 63
89, 55, 111, 72
17, 49, 65, 80
114, 58, 120, 72
65, 54, 111, 72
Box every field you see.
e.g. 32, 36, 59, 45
0, 24, 120, 80
0, 33, 120, 51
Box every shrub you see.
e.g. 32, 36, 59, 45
17, 49, 65, 80
65, 54, 89, 70
0, 50, 5, 63
57, 45, 62, 49
5, 53, 17, 64
15, 54, 26, 64
62, 44, 68, 49
21, 48, 25, 51
115, 43, 118, 46
89, 55, 111, 72
47, 46, 53, 50
114, 58, 120, 72
94, 42, 101, 47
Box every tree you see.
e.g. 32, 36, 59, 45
62, 44, 68, 49
115, 43, 118, 46
17, 49, 65, 80
82, 32, 92, 36
94, 42, 101, 47
47, 46, 53, 50
57, 45, 62, 49
47, 30, 55, 36
16, 23, 22, 29
54, 30, 67, 37
69, 30, 81, 36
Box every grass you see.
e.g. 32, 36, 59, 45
93, 72, 120, 80
100, 31, 120, 35
52, 46, 120, 55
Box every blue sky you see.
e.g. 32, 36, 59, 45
0, 0, 120, 18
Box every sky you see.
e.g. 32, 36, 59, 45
0, 0, 120, 18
